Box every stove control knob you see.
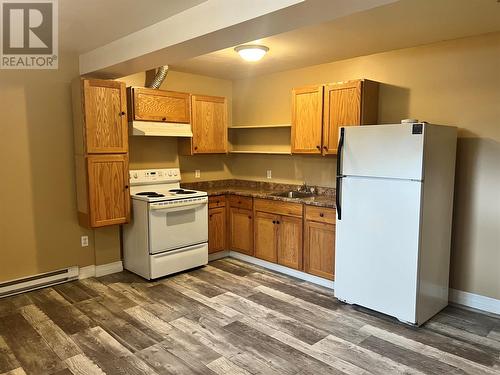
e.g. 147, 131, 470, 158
133, 172, 138, 179
168, 170, 173, 177
173, 170, 178, 176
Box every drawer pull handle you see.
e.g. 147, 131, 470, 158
319, 213, 324, 217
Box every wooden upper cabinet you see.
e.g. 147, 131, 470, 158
323, 79, 379, 155
191, 95, 228, 154
292, 79, 378, 155
86, 154, 130, 228
128, 87, 190, 123
291, 85, 324, 154
82, 79, 128, 154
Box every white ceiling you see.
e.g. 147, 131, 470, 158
59, 0, 206, 53
170, 0, 500, 79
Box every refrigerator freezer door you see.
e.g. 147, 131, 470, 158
335, 176, 422, 324
341, 124, 424, 180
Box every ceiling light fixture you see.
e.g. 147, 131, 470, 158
234, 45, 269, 62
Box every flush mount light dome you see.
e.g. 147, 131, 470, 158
234, 45, 269, 62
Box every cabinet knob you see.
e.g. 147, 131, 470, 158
209, 214, 212, 219
120, 111, 126, 116
323, 146, 328, 151
248, 216, 252, 219
319, 213, 324, 217
124, 185, 129, 189
162, 117, 167, 121
316, 145, 321, 150
277, 220, 280, 224
194, 146, 198, 151
272, 220, 276, 224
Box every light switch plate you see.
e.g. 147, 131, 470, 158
195, 170, 201, 178
266, 170, 272, 179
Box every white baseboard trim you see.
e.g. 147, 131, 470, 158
228, 252, 335, 289
449, 288, 500, 316
95, 261, 124, 277
78, 265, 96, 280
78, 261, 123, 279
209, 251, 230, 262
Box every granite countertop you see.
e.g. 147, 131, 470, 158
181, 180, 336, 209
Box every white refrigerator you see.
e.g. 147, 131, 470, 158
334, 123, 457, 325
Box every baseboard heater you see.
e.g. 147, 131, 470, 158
0, 266, 79, 299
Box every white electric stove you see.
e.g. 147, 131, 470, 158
123, 168, 208, 280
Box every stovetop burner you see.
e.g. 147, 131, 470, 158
169, 189, 197, 195
136, 192, 165, 197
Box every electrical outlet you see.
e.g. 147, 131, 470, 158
266, 170, 272, 179
81, 235, 89, 247
195, 170, 201, 178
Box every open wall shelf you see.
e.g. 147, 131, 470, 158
229, 124, 291, 129
228, 124, 292, 155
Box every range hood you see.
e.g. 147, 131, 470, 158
130, 121, 193, 137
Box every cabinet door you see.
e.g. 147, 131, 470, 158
84, 79, 128, 153
322, 80, 362, 155
291, 85, 324, 154
209, 207, 226, 253
191, 95, 227, 154
277, 216, 303, 270
132, 88, 190, 123
254, 211, 279, 263
87, 155, 130, 228
304, 221, 335, 280
229, 208, 254, 256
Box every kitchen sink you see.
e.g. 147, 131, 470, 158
272, 190, 315, 199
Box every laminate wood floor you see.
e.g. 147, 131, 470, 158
0, 258, 499, 375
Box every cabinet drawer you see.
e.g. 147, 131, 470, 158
228, 195, 253, 210
209, 195, 226, 209
305, 205, 336, 225
254, 198, 302, 218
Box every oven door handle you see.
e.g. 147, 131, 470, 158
149, 201, 208, 211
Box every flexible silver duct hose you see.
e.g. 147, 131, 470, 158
148, 65, 169, 89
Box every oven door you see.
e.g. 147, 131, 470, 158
148, 199, 208, 254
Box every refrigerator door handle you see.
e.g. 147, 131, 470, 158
336, 127, 345, 220
336, 176, 342, 220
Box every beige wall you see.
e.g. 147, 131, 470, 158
231, 32, 500, 299
0, 53, 118, 282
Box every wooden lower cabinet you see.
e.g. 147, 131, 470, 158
86, 154, 130, 228
208, 206, 226, 253
229, 207, 254, 255
254, 201, 303, 271
207, 194, 334, 280
278, 215, 303, 270
254, 211, 279, 263
304, 207, 336, 280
